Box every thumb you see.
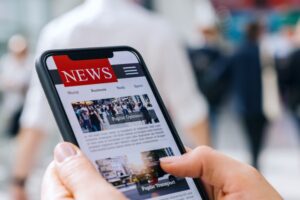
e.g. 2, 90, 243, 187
54, 142, 126, 200
160, 146, 255, 189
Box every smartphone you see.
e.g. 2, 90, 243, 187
36, 46, 208, 200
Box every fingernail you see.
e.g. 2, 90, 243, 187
160, 156, 181, 164
54, 143, 77, 163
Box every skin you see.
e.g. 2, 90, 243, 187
11, 128, 45, 200
161, 146, 282, 200
42, 143, 126, 200
42, 143, 282, 200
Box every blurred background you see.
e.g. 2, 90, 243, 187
0, 0, 300, 199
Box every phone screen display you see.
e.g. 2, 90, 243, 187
45, 50, 203, 200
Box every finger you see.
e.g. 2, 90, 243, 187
54, 142, 126, 200
181, 146, 213, 199
41, 161, 72, 200
160, 146, 254, 190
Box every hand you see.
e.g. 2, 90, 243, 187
10, 185, 27, 200
41, 142, 127, 200
160, 146, 282, 200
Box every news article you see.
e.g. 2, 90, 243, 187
72, 94, 159, 133
95, 147, 190, 200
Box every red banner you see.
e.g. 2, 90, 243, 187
53, 55, 117, 87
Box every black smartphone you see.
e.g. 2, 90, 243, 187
36, 46, 208, 200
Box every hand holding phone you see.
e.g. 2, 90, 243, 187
43, 142, 282, 200
36, 46, 208, 200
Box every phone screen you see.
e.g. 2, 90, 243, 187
45, 50, 204, 200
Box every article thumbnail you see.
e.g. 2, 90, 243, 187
72, 94, 159, 133
95, 147, 189, 200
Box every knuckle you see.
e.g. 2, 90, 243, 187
193, 146, 214, 158
189, 146, 215, 177
244, 165, 261, 179
59, 155, 92, 180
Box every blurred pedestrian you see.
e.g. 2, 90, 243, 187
272, 18, 298, 95
284, 48, 300, 129
282, 20, 300, 132
0, 34, 32, 137
10, 0, 209, 199
229, 21, 267, 169
189, 24, 231, 143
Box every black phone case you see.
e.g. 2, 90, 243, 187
36, 46, 209, 200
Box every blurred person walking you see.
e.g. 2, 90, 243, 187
189, 24, 231, 144
229, 21, 267, 169
10, 0, 209, 199
0, 34, 32, 137
282, 20, 300, 132
271, 14, 299, 95
188, 0, 229, 142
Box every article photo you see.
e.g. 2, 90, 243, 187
95, 147, 190, 200
72, 94, 159, 133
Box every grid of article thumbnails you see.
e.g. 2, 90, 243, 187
71, 94, 191, 199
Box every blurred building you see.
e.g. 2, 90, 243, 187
0, 0, 83, 54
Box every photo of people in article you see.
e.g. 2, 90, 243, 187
72, 94, 159, 133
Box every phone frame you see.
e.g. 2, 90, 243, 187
36, 46, 209, 200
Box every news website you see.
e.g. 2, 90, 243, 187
46, 51, 203, 200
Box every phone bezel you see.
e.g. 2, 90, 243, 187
36, 46, 209, 200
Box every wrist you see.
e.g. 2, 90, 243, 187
11, 176, 27, 188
